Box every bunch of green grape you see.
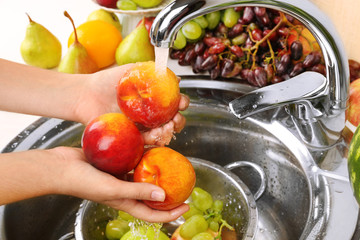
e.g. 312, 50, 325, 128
173, 9, 240, 50
179, 187, 234, 240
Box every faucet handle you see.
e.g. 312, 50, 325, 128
229, 72, 327, 119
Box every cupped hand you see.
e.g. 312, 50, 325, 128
52, 147, 189, 223
75, 64, 190, 146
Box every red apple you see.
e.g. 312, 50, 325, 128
96, 0, 117, 8
82, 113, 144, 176
133, 147, 196, 210
117, 61, 181, 129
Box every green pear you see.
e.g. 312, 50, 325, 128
58, 11, 99, 74
115, 18, 154, 66
20, 13, 62, 69
132, 0, 163, 8
87, 9, 122, 33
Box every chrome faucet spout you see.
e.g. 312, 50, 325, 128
229, 72, 327, 119
151, 0, 349, 148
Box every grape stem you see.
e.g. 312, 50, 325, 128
247, 12, 288, 69
215, 219, 235, 240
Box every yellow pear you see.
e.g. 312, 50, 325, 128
87, 9, 122, 33
115, 18, 154, 65
20, 13, 62, 69
58, 11, 98, 74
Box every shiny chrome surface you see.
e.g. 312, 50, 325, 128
229, 72, 327, 119
75, 158, 263, 240
151, 0, 349, 148
0, 79, 357, 240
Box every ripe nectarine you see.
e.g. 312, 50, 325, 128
117, 61, 181, 129
82, 113, 144, 176
133, 147, 196, 210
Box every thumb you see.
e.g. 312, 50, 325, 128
116, 181, 166, 202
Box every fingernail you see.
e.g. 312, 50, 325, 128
151, 190, 165, 201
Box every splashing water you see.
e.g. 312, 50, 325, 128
155, 47, 169, 74
129, 218, 163, 239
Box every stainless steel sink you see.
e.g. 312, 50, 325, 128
0, 78, 358, 239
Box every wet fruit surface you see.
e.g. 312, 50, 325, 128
82, 113, 144, 177
133, 147, 196, 210
117, 61, 180, 129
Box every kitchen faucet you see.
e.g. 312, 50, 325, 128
150, 0, 349, 148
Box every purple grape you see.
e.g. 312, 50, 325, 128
184, 48, 196, 64
290, 40, 303, 60
254, 7, 266, 17
254, 66, 268, 87
242, 7, 255, 23
303, 51, 322, 68
310, 64, 326, 75
289, 62, 304, 77
221, 59, 235, 78
228, 23, 243, 38
201, 55, 218, 70
210, 64, 221, 79
194, 42, 206, 55
192, 55, 204, 73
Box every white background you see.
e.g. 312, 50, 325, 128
0, 0, 99, 150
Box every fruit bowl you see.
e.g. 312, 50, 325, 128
73, 157, 264, 240
90, 0, 174, 16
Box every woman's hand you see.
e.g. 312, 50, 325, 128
52, 147, 189, 222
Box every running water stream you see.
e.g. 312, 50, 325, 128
155, 47, 169, 74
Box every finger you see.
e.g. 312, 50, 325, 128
179, 94, 190, 111
116, 181, 166, 202
173, 113, 186, 133
142, 121, 175, 146
111, 200, 189, 223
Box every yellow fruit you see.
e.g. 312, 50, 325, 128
68, 20, 122, 69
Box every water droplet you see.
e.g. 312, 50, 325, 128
11, 142, 18, 148
252, 104, 258, 109
41, 136, 46, 141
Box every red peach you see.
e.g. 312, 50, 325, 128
82, 113, 144, 176
117, 61, 181, 129
133, 147, 196, 210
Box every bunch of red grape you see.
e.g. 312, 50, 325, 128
170, 6, 326, 87
350, 59, 360, 82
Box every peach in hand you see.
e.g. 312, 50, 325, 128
82, 113, 144, 176
117, 61, 181, 129
133, 147, 196, 210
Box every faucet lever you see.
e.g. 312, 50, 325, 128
229, 72, 327, 119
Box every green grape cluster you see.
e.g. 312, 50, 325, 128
179, 187, 234, 240
173, 9, 241, 50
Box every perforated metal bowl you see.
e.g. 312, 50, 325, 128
73, 157, 266, 240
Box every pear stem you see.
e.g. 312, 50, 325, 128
64, 11, 79, 44
25, 13, 33, 23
